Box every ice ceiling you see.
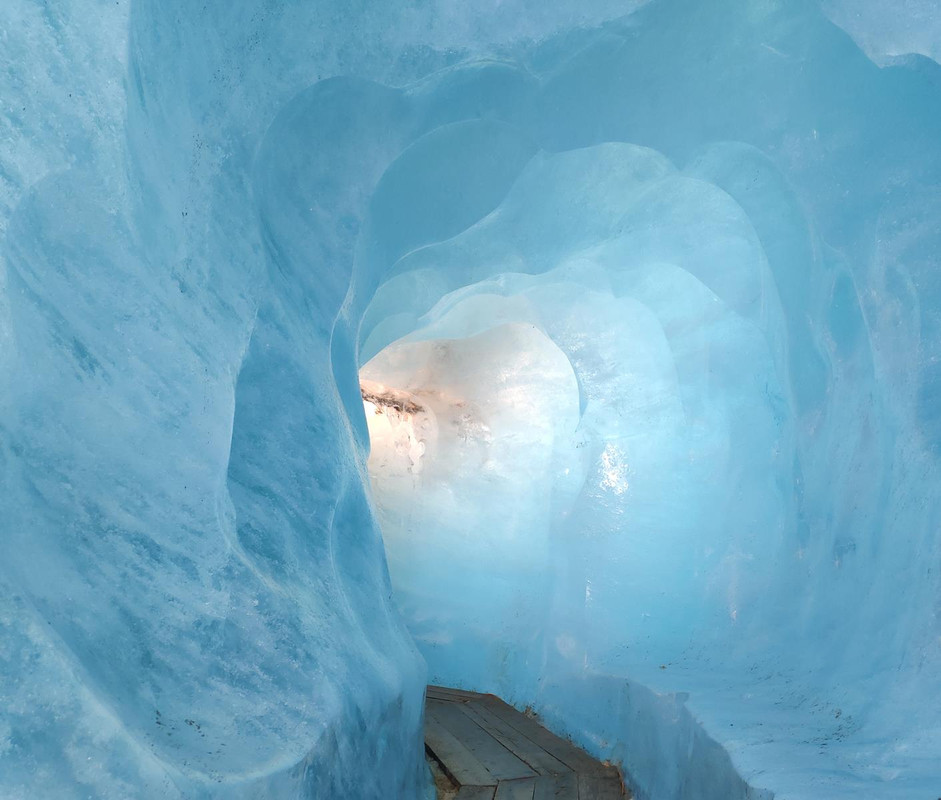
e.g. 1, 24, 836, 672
2, 0, 940, 798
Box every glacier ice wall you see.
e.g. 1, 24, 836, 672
2, 0, 941, 799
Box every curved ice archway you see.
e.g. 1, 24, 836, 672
353, 130, 796, 797
324, 19, 938, 793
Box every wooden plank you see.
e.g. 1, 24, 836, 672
577, 774, 624, 799
427, 691, 469, 705
494, 777, 536, 800
478, 696, 617, 778
426, 687, 623, 800
428, 699, 538, 781
428, 684, 487, 701
427, 689, 465, 704
533, 772, 577, 800
425, 712, 496, 788
458, 700, 573, 777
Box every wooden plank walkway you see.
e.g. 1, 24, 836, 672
424, 685, 628, 800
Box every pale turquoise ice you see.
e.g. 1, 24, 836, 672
1, 1, 940, 799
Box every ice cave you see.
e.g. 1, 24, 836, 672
2, 0, 941, 798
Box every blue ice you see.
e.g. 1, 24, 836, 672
1, 0, 940, 798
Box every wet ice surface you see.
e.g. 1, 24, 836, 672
2, 0, 940, 798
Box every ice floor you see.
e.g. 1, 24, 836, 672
2, 0, 940, 798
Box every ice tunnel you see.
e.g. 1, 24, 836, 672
1, 0, 941, 798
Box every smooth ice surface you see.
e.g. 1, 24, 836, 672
2, 1, 941, 799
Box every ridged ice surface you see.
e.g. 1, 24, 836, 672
2, 1, 940, 799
